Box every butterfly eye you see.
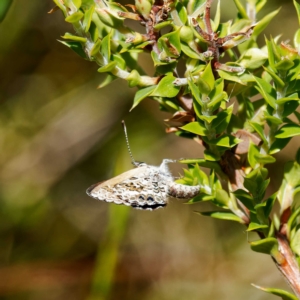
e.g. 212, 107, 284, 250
137, 162, 147, 167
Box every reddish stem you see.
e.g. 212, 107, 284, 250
204, 0, 213, 35
275, 233, 300, 298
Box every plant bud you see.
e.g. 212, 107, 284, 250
179, 26, 194, 43
135, 0, 154, 19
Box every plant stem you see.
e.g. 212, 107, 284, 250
275, 233, 300, 298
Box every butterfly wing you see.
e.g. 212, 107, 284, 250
86, 166, 169, 210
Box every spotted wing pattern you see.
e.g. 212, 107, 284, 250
86, 165, 171, 210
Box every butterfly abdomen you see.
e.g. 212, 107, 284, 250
167, 182, 200, 199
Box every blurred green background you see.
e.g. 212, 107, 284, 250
0, 0, 299, 299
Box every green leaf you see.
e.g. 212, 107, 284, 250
248, 142, 261, 168
181, 122, 208, 136
254, 202, 270, 230
247, 222, 268, 232
287, 59, 300, 81
165, 100, 180, 110
263, 66, 285, 89
71, 0, 81, 9
294, 0, 300, 26
214, 189, 231, 207
197, 77, 212, 95
178, 158, 223, 173
126, 70, 141, 87
252, 8, 280, 39
238, 48, 268, 69
265, 115, 282, 126
254, 153, 276, 165
198, 211, 243, 223
90, 39, 102, 56
277, 161, 300, 214
112, 54, 126, 70
201, 62, 215, 91
218, 20, 232, 38
249, 121, 268, 144
83, 4, 95, 32
244, 168, 269, 202
269, 138, 291, 154
154, 21, 173, 31
296, 148, 300, 164
97, 74, 116, 89
254, 77, 276, 109
291, 228, 300, 256
283, 101, 300, 118
131, 86, 156, 110
192, 164, 210, 186
53, 0, 67, 16
204, 150, 220, 161
203, 134, 240, 148
210, 171, 222, 192
212, 106, 233, 134
275, 59, 294, 71
213, 0, 221, 31
182, 169, 194, 181
88, 21, 99, 42
193, 99, 203, 120
260, 193, 277, 218
157, 28, 181, 58
233, 189, 254, 212
250, 237, 278, 255
275, 124, 300, 138
288, 207, 300, 240
265, 38, 275, 70
181, 43, 203, 59
252, 284, 298, 300
187, 0, 206, 17
207, 92, 227, 109
188, 79, 203, 107
101, 32, 111, 60
150, 75, 180, 98
97, 61, 117, 73
58, 40, 87, 59
151, 51, 171, 66
61, 33, 87, 43
189, 194, 215, 202
65, 11, 84, 23
211, 78, 224, 96
276, 93, 300, 105
0, 0, 12, 22
175, 1, 187, 24
218, 70, 253, 85
294, 29, 300, 55
256, 0, 268, 13
197, 114, 217, 124
232, 0, 247, 19
95, 7, 124, 29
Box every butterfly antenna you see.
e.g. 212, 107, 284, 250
122, 120, 138, 166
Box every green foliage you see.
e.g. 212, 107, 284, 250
52, 0, 300, 298
252, 284, 298, 300
0, 0, 13, 22
251, 237, 279, 255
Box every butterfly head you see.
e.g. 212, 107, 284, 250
133, 161, 147, 168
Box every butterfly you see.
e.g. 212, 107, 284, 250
86, 122, 200, 210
